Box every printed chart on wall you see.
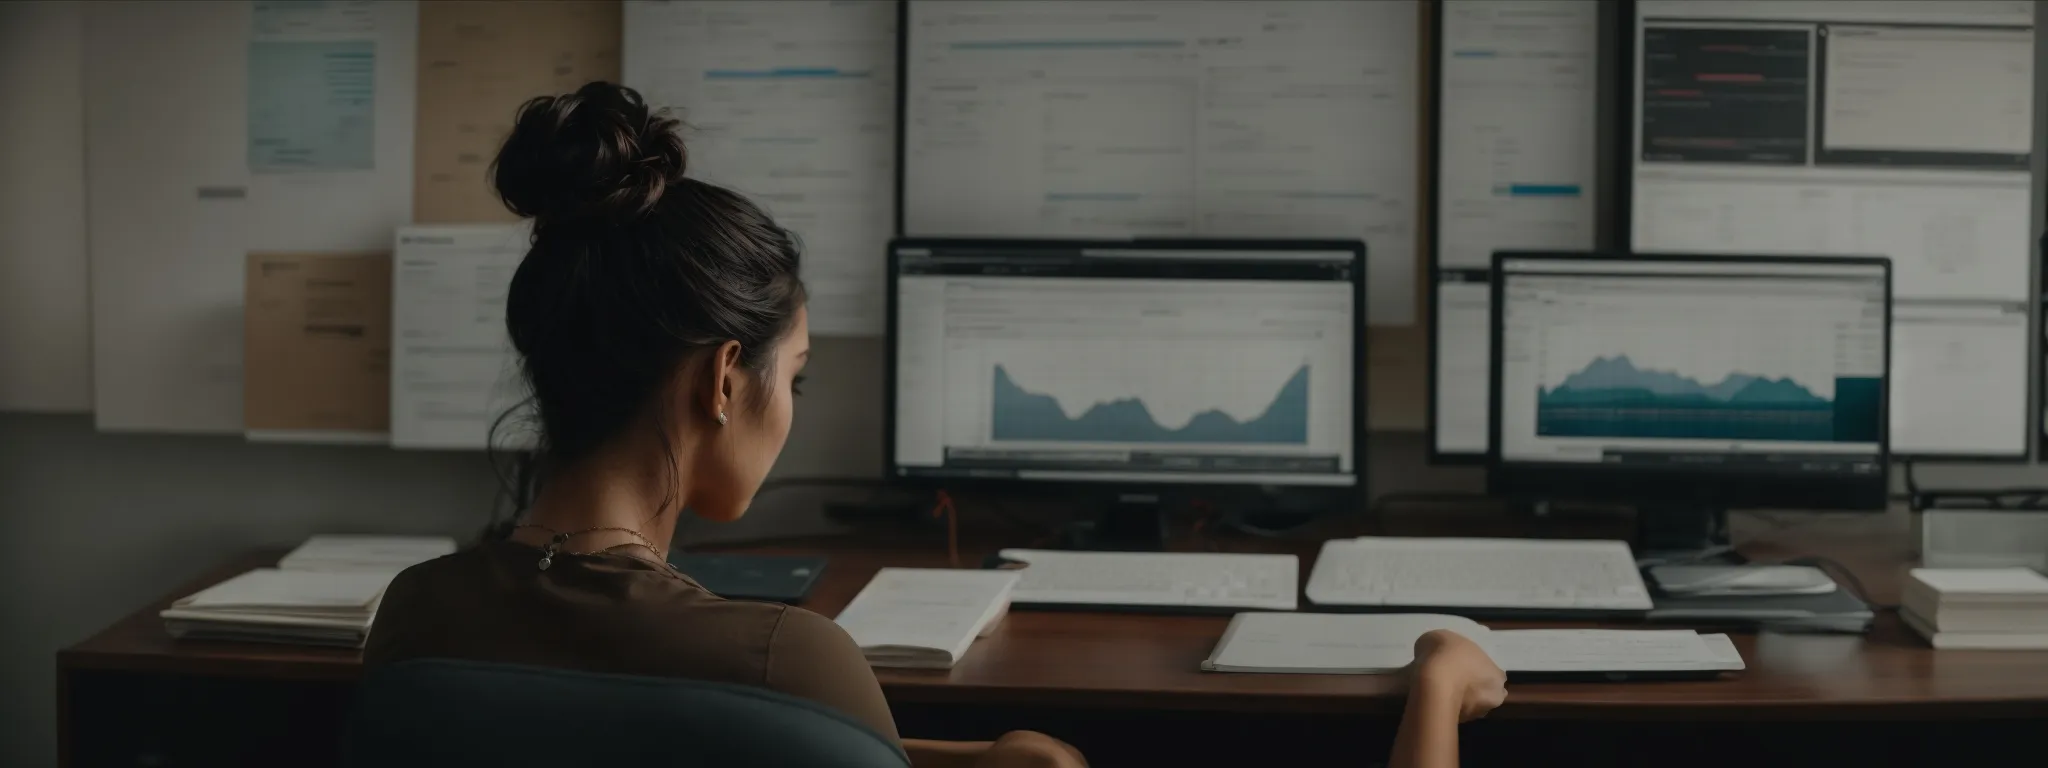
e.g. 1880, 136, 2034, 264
900, 0, 1420, 325
1629, 0, 2036, 458
623, 0, 898, 337
1430, 0, 1603, 459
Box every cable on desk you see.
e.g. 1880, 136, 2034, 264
930, 490, 961, 568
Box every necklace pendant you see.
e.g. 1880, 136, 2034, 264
537, 555, 553, 571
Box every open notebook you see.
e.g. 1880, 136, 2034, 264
833, 568, 1021, 669
1203, 613, 1744, 679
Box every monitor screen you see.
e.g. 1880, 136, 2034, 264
890, 241, 1360, 487
1430, 0, 1604, 460
898, 0, 1419, 326
1494, 256, 1888, 481
1628, 0, 2036, 458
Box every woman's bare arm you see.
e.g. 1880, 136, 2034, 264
1389, 678, 1462, 768
905, 732, 1087, 768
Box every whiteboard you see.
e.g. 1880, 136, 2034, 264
0, 1, 92, 413
900, 0, 1422, 326
83, 0, 416, 432
623, 0, 898, 338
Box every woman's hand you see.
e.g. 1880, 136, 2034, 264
904, 732, 1085, 768
1410, 628, 1507, 722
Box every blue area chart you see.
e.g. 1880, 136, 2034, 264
1536, 356, 1881, 443
991, 366, 1310, 444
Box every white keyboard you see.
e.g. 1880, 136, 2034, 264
997, 549, 1299, 611
1305, 537, 1653, 612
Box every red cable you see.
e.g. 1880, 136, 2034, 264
931, 490, 961, 568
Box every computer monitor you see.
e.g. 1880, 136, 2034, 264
1428, 0, 1606, 463
1628, 0, 2035, 460
1489, 253, 1891, 553
887, 238, 1365, 549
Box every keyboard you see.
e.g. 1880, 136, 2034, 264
996, 549, 1299, 612
1305, 537, 1652, 614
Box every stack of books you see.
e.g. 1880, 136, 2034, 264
160, 534, 456, 648
1902, 568, 2048, 650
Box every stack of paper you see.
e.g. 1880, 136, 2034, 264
160, 534, 455, 648
833, 568, 1021, 669
278, 534, 457, 574
1902, 568, 2048, 650
161, 568, 395, 648
1202, 613, 1744, 677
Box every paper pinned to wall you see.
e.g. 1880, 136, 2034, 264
0, 0, 92, 413
389, 224, 535, 451
243, 251, 392, 442
624, 0, 897, 337
415, 0, 623, 223
247, 40, 376, 172
85, 0, 415, 432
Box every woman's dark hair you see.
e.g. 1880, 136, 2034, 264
489, 81, 805, 500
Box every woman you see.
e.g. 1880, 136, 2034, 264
364, 81, 1081, 768
365, 81, 1503, 768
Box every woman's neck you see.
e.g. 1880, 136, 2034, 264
515, 441, 688, 559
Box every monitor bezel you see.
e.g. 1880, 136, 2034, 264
883, 237, 1369, 499
1486, 250, 1893, 511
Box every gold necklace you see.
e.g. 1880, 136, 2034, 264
512, 524, 666, 571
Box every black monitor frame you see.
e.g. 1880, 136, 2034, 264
1486, 251, 1893, 518
883, 237, 1369, 510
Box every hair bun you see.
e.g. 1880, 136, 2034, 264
492, 82, 687, 223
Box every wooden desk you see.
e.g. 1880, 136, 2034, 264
57, 509, 2048, 767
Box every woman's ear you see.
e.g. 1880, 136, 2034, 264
703, 340, 745, 423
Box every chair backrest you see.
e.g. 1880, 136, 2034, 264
343, 658, 911, 768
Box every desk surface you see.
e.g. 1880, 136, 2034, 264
58, 507, 2048, 720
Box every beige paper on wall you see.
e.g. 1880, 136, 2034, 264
243, 252, 393, 439
414, 0, 623, 223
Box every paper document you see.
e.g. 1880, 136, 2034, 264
1203, 613, 1744, 675
1203, 613, 1484, 674
834, 568, 1020, 669
280, 534, 458, 572
1483, 630, 1730, 673
243, 252, 393, 440
389, 224, 533, 450
624, 0, 898, 337
178, 568, 394, 610
414, 0, 622, 222
248, 39, 376, 172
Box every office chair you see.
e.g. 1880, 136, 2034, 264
343, 658, 910, 768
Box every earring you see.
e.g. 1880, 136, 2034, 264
716, 411, 729, 426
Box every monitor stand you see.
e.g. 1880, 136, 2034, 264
1055, 493, 1168, 552
1634, 503, 1740, 564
